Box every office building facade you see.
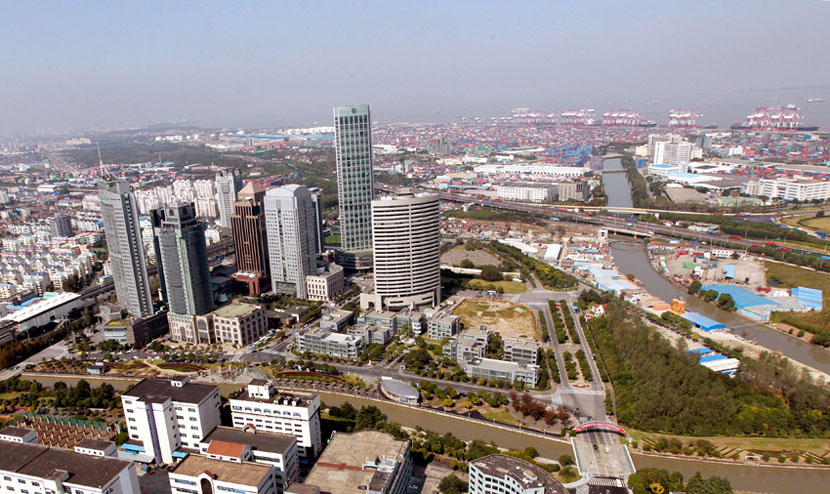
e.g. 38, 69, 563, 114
308, 187, 325, 254
97, 178, 154, 317
264, 185, 317, 298
232, 182, 270, 295
216, 168, 243, 229
333, 105, 374, 270
151, 203, 214, 343
121, 377, 221, 464
230, 381, 322, 459
362, 189, 440, 310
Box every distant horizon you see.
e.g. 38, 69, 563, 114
2, 1, 828, 137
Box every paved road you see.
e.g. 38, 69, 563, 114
573, 430, 635, 480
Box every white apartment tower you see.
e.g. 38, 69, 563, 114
264, 185, 318, 299
653, 136, 692, 169
361, 189, 441, 311
97, 177, 154, 317
216, 168, 243, 228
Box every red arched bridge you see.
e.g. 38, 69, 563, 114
573, 421, 627, 436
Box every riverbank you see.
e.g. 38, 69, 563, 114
643, 252, 830, 382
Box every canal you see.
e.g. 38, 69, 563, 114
22, 374, 830, 492
602, 157, 830, 374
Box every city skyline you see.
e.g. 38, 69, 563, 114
1, 1, 829, 137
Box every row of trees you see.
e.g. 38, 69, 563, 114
629, 469, 732, 494
588, 303, 830, 437
0, 378, 120, 410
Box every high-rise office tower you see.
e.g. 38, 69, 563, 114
151, 203, 214, 343
361, 188, 441, 311
215, 168, 243, 228
333, 105, 374, 271
308, 187, 325, 255
97, 177, 153, 317
264, 185, 317, 299
52, 212, 74, 237
231, 182, 269, 295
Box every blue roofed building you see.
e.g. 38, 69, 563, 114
701, 284, 779, 322
680, 311, 726, 332
791, 286, 823, 311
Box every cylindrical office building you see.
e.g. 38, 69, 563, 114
364, 189, 440, 310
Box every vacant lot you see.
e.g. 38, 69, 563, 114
466, 279, 527, 294
441, 246, 500, 267
454, 298, 537, 339
766, 261, 830, 332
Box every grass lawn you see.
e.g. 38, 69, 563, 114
466, 279, 527, 294
0, 392, 23, 400
324, 234, 341, 246
765, 261, 830, 332
482, 410, 520, 426
799, 216, 830, 232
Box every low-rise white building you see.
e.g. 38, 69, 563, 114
169, 453, 280, 494
304, 263, 344, 302
465, 357, 540, 387
758, 177, 830, 202
229, 380, 322, 459
199, 426, 300, 491
494, 184, 554, 203
297, 328, 365, 359
468, 454, 565, 494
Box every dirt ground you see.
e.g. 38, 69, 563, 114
441, 247, 501, 267
664, 253, 767, 287
454, 298, 537, 340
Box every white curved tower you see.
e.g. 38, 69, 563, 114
363, 189, 441, 310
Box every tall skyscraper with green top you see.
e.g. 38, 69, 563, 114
333, 104, 374, 270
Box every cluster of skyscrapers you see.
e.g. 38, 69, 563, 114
96, 104, 443, 343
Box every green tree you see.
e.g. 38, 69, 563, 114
685, 472, 733, 494
688, 280, 702, 295
354, 405, 384, 430
558, 454, 574, 466
479, 265, 503, 282
717, 292, 735, 310
404, 348, 432, 368
438, 474, 467, 494
460, 259, 475, 269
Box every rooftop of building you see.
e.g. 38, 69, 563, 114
0, 441, 132, 489
170, 453, 272, 487
202, 426, 296, 454
76, 438, 115, 451
231, 387, 316, 407
206, 439, 247, 458
303, 431, 409, 494
0, 425, 35, 437
213, 302, 261, 319
123, 378, 218, 405
503, 336, 540, 350
467, 357, 538, 372
380, 378, 419, 401
471, 454, 565, 494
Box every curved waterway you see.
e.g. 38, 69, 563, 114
21, 375, 830, 492
601, 156, 830, 374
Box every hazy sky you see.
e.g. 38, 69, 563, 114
2, 0, 829, 136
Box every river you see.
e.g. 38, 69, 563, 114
22, 374, 830, 492
601, 157, 830, 374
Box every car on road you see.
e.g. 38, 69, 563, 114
593, 444, 598, 451
605, 447, 611, 454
